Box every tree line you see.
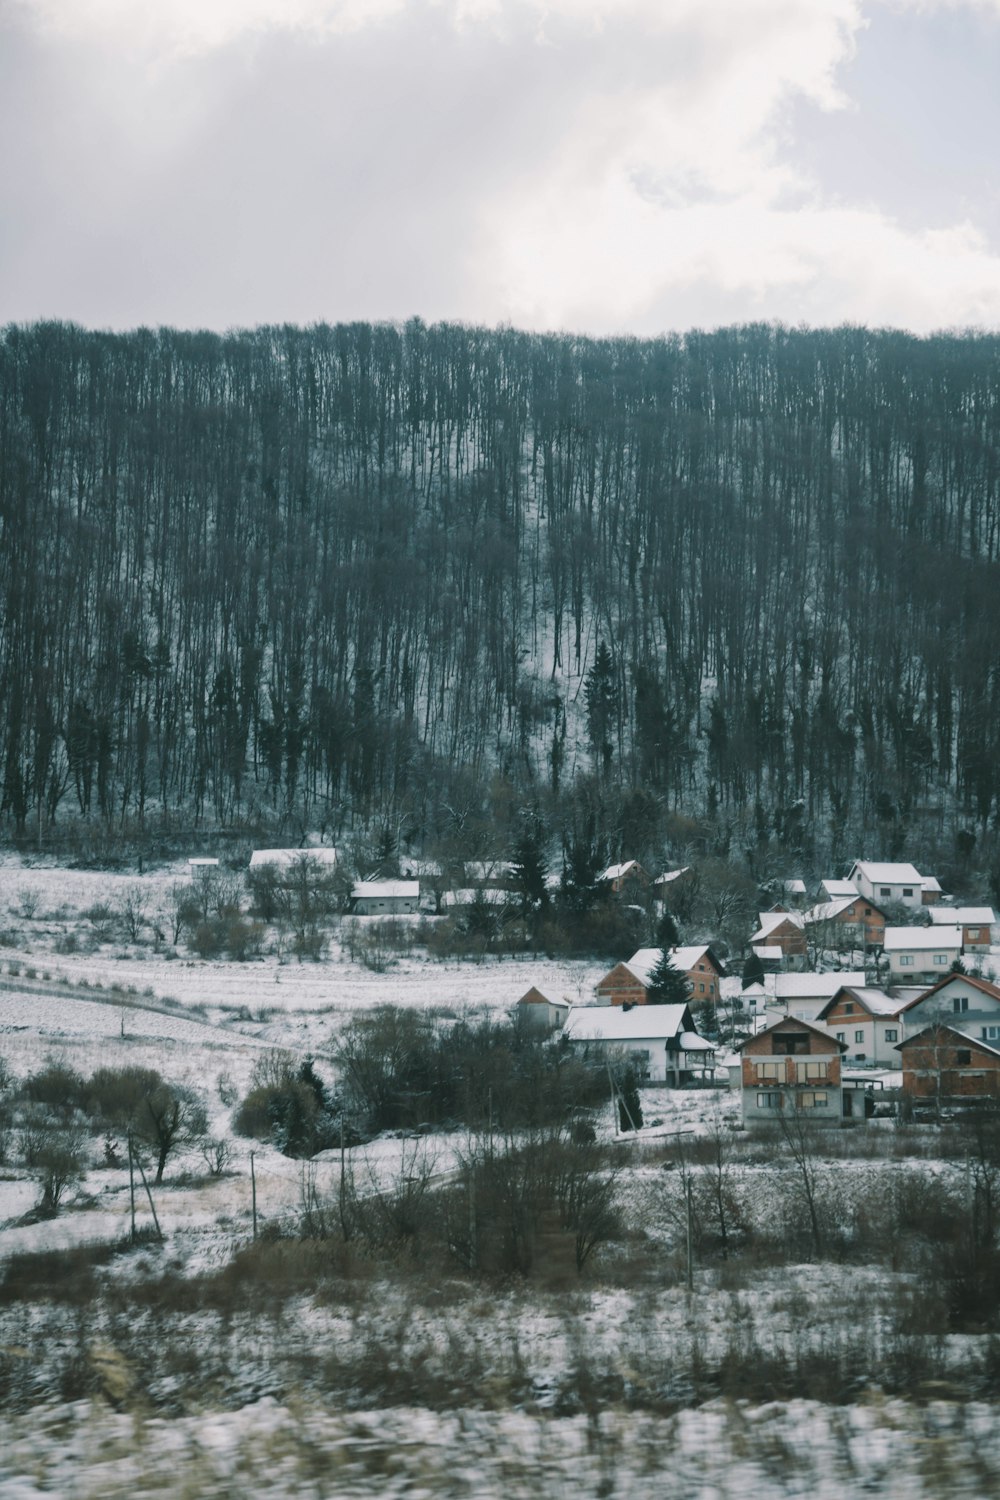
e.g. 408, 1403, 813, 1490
2, 319, 1000, 869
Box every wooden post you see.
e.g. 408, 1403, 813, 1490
685, 1175, 694, 1292
250, 1150, 258, 1241
135, 1152, 163, 1243
127, 1131, 136, 1244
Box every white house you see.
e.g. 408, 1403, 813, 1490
847, 862, 927, 911
900, 972, 1000, 1044
562, 1002, 715, 1085
515, 987, 570, 1032
819, 878, 859, 901
883, 926, 963, 983
815, 986, 909, 1067
350, 880, 421, 915
764, 971, 866, 1025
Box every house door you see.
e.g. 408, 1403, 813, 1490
843, 1091, 853, 1118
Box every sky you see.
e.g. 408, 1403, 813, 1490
2, 0, 1000, 336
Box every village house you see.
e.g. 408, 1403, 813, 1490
815, 986, 909, 1067
803, 895, 888, 950
597, 860, 650, 895
899, 972, 1000, 1046
187, 857, 219, 881
654, 866, 693, 897
515, 987, 570, 1033
737, 1018, 847, 1124
898, 1025, 1000, 1106
463, 860, 515, 889
764, 971, 866, 1026
921, 876, 944, 905
847, 861, 931, 912
595, 946, 726, 1006
883, 925, 963, 983
750, 910, 807, 962
928, 906, 995, 952
350, 880, 421, 915
562, 1002, 715, 1085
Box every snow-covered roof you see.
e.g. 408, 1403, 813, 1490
774, 971, 865, 999
250, 847, 337, 868
804, 897, 858, 924
654, 867, 690, 885
821, 879, 859, 899
464, 860, 513, 882
400, 858, 442, 878
679, 1031, 715, 1052
751, 910, 805, 941
921, 876, 943, 893
517, 987, 570, 1009
783, 879, 806, 896
627, 946, 715, 986
187, 858, 219, 868
817, 986, 907, 1019
563, 1003, 690, 1043
929, 906, 994, 926
752, 945, 783, 961
352, 881, 420, 899
599, 860, 643, 883
883, 926, 962, 951
850, 861, 923, 885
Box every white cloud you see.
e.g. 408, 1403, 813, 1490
4, 0, 1000, 331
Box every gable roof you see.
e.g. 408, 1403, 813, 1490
883, 926, 962, 951
815, 986, 909, 1021
897, 1024, 1000, 1061
737, 1015, 848, 1053
804, 897, 865, 924
517, 987, 569, 1009
250, 847, 338, 867
751, 910, 805, 942
599, 860, 646, 883
849, 861, 923, 885
899, 972, 1000, 1013
627, 945, 722, 986
563, 1002, 694, 1044
655, 866, 690, 886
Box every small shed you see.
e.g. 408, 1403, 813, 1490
188, 858, 220, 881
351, 880, 421, 915
515, 987, 570, 1032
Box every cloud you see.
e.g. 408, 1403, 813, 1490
3, 0, 1000, 332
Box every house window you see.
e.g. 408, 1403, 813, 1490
864, 907, 872, 916
903, 888, 913, 898
855, 1030, 864, 1043
843, 1002, 854, 1014
982, 1027, 1000, 1041
756, 1062, 781, 1080
969, 929, 981, 939
698, 982, 705, 993
757, 1092, 782, 1110
899, 956, 914, 967
798, 1092, 828, 1109
836, 1031, 845, 1042
933, 955, 948, 966
956, 1050, 972, 1067
953, 996, 969, 1013
797, 1061, 828, 1081
880, 887, 891, 897
773, 1033, 809, 1055
884, 1029, 898, 1042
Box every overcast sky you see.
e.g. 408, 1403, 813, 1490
3, 0, 1000, 335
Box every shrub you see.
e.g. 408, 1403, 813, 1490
20, 1061, 86, 1114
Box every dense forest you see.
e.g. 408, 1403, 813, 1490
2, 320, 999, 872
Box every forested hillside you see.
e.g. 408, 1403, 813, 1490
2, 320, 999, 867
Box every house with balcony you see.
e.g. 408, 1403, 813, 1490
899, 972, 1000, 1046
737, 1018, 847, 1124
562, 1002, 715, 1085
898, 1025, 1000, 1106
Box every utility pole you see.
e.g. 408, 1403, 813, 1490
250, 1150, 258, 1241
135, 1151, 163, 1243
685, 1174, 694, 1292
127, 1131, 136, 1244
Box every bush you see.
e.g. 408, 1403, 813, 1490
20, 1061, 86, 1115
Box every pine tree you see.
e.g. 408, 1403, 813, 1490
646, 949, 691, 1005
510, 814, 550, 919
656, 908, 680, 949
617, 1065, 644, 1132
584, 641, 619, 775
742, 951, 766, 989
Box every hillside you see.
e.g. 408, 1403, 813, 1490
2, 321, 1000, 870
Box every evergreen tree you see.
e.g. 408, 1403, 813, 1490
646, 949, 691, 1005
510, 814, 550, 919
584, 641, 619, 775
742, 951, 766, 990
617, 1064, 644, 1132
656, 907, 680, 949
